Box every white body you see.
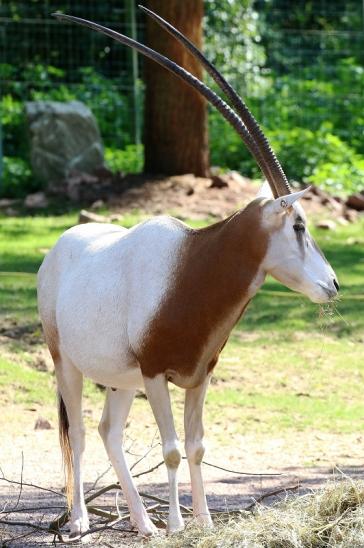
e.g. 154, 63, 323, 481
39, 218, 187, 389
38, 189, 338, 538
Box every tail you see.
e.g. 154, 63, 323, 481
58, 393, 74, 508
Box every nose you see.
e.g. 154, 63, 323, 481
333, 278, 340, 292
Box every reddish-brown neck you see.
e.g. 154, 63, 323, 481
138, 201, 269, 382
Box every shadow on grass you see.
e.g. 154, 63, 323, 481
0, 285, 37, 321
1, 253, 43, 274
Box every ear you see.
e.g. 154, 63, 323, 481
271, 187, 311, 213
256, 181, 274, 199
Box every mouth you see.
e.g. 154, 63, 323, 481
317, 281, 338, 302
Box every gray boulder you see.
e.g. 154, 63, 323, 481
26, 101, 104, 182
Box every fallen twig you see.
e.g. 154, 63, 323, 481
0, 519, 57, 534
1, 505, 64, 514
244, 483, 300, 511
133, 460, 165, 478
12, 451, 24, 512
130, 440, 161, 471
200, 459, 283, 477
87, 505, 120, 521
139, 492, 193, 514
0, 475, 64, 498
85, 464, 113, 494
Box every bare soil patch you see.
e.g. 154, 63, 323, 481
103, 172, 358, 225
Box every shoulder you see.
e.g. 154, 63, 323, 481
131, 215, 191, 237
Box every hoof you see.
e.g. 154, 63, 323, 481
70, 515, 89, 540
195, 513, 213, 527
139, 522, 159, 538
131, 516, 158, 537
167, 517, 185, 535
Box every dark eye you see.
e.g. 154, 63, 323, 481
293, 223, 305, 232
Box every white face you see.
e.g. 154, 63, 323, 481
259, 187, 339, 304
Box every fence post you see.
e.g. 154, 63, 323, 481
130, 0, 141, 146
0, 119, 3, 193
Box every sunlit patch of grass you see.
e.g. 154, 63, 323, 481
0, 356, 101, 406
206, 334, 364, 436
0, 356, 55, 406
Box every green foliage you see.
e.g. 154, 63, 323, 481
1, 93, 28, 159
259, 60, 364, 156
105, 145, 144, 174
267, 124, 364, 195
209, 57, 364, 195
0, 62, 142, 197
256, 0, 363, 72
206, 2, 364, 196
309, 157, 364, 195
209, 110, 256, 176
2, 157, 35, 198
2, 3, 364, 199
1, 63, 134, 148
204, 0, 265, 92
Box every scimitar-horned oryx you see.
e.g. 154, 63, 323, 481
38, 7, 339, 538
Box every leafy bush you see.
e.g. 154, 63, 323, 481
2, 157, 34, 198
208, 109, 257, 177
1, 94, 28, 159
209, 113, 364, 195
0, 63, 142, 197
1, 63, 135, 149
267, 124, 364, 195
257, 60, 364, 157
105, 145, 144, 174
209, 56, 364, 195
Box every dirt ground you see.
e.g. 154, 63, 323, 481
2, 398, 364, 546
104, 172, 356, 224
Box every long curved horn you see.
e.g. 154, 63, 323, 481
139, 4, 291, 197
52, 12, 278, 195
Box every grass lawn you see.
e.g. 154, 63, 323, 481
0, 211, 363, 439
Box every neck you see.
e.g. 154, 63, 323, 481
190, 200, 269, 304
168, 201, 270, 348
138, 201, 269, 382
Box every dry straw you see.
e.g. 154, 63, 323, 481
149, 479, 364, 548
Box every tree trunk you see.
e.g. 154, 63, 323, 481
144, 0, 209, 177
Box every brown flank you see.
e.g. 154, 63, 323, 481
137, 199, 271, 386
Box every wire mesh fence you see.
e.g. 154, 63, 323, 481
0, 1, 363, 193
0, 0, 143, 164
253, 0, 364, 143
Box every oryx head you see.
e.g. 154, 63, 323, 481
52, 7, 339, 303
257, 184, 339, 303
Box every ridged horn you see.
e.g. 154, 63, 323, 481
139, 5, 291, 197
52, 12, 279, 195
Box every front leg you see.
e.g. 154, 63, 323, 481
184, 375, 212, 526
143, 374, 184, 534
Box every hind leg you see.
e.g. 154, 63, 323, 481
55, 355, 89, 538
98, 388, 157, 537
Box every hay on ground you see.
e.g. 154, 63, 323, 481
150, 480, 364, 548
